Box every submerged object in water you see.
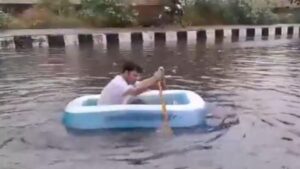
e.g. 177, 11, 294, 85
62, 90, 206, 130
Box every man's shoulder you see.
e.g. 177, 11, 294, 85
111, 75, 124, 82
110, 75, 128, 86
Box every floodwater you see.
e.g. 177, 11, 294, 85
0, 39, 300, 169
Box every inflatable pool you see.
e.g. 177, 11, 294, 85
62, 90, 206, 130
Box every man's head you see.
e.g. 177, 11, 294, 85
121, 61, 143, 84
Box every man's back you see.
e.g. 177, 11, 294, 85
98, 75, 133, 105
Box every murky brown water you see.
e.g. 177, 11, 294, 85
0, 39, 300, 169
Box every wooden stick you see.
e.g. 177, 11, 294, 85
158, 80, 172, 135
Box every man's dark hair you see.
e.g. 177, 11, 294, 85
122, 61, 143, 73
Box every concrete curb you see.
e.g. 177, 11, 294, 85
0, 24, 299, 49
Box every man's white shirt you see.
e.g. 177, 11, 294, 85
98, 75, 135, 105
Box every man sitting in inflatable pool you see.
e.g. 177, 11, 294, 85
98, 61, 165, 105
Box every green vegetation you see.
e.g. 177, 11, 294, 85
5, 0, 84, 29
0, 10, 9, 28
0, 0, 300, 29
183, 0, 278, 25
79, 0, 138, 27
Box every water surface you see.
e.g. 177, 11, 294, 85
0, 39, 300, 169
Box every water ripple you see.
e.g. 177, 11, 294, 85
1, 41, 300, 169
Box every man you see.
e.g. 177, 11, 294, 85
98, 61, 165, 105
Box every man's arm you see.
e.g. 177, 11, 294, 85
148, 80, 167, 90
123, 76, 158, 96
123, 67, 165, 97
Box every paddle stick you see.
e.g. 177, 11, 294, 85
158, 80, 173, 135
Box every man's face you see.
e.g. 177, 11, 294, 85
124, 70, 141, 84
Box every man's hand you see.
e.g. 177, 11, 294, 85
153, 67, 165, 81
